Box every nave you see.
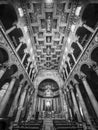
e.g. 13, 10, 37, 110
0, 0, 98, 130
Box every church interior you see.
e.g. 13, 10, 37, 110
0, 0, 98, 130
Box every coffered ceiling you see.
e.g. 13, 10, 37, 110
21, 0, 73, 72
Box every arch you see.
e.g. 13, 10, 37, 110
23, 53, 30, 68
38, 79, 59, 92
19, 74, 24, 81
76, 27, 91, 47
8, 28, 23, 48
68, 53, 74, 68
82, 3, 98, 29
24, 81, 28, 86
18, 44, 27, 60
71, 42, 81, 60
74, 74, 80, 82
80, 64, 90, 77
34, 70, 64, 89
0, 4, 18, 30
0, 47, 9, 64
10, 64, 18, 75
91, 47, 98, 64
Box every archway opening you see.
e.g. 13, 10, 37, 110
0, 4, 18, 30
37, 79, 61, 118
0, 48, 9, 64
91, 47, 98, 64
82, 4, 98, 29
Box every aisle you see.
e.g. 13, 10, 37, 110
43, 118, 54, 130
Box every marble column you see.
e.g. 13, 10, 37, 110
62, 92, 67, 118
66, 88, 72, 109
59, 89, 64, 113
6, 25, 16, 34
41, 98, 43, 112
16, 42, 23, 52
22, 53, 27, 63
29, 68, 32, 77
74, 80, 92, 124
8, 83, 23, 117
83, 24, 94, 33
27, 91, 35, 121
71, 53, 76, 63
81, 73, 98, 117
53, 98, 56, 112
77, 41, 83, 51
63, 68, 66, 80
26, 62, 30, 72
67, 90, 74, 120
67, 58, 71, 70
63, 90, 70, 120
0, 82, 9, 103
69, 84, 82, 122
0, 67, 6, 79
92, 65, 98, 76
15, 85, 28, 122
64, 65, 68, 77
0, 77, 16, 116
21, 87, 31, 120
31, 89, 38, 116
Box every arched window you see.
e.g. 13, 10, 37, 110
0, 48, 9, 64
0, 4, 18, 30
0, 82, 9, 102
76, 27, 91, 47
82, 4, 98, 29
91, 47, 98, 65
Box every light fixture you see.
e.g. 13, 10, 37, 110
65, 47, 68, 53
27, 57, 31, 62
24, 48, 28, 53
23, 26, 28, 33
46, 100, 50, 107
61, 61, 64, 66
67, 37, 71, 44
30, 64, 33, 68
27, 38, 30, 45
30, 48, 33, 54
75, 6, 82, 16
32, 55, 34, 60
71, 24, 75, 32
45, 0, 53, 4
63, 55, 65, 60
18, 8, 24, 17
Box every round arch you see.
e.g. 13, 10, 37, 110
38, 79, 59, 92
33, 70, 64, 89
82, 3, 98, 29
90, 46, 98, 64
0, 3, 18, 30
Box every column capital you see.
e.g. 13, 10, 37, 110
11, 74, 18, 79
19, 83, 23, 88
24, 85, 29, 90
80, 72, 86, 81
11, 76, 17, 80
69, 84, 74, 91
59, 89, 62, 93
66, 88, 69, 92
91, 62, 98, 75
63, 89, 67, 94
73, 79, 79, 86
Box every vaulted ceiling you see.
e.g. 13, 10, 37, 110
21, 0, 73, 72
